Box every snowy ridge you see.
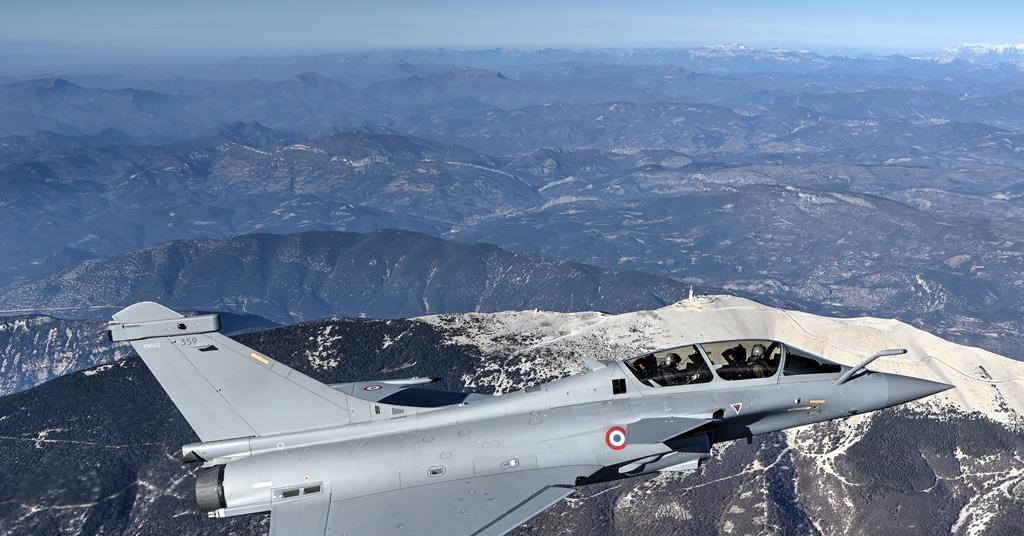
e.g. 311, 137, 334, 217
419, 295, 1024, 535
937, 43, 1024, 63
421, 295, 1024, 424
0, 315, 130, 396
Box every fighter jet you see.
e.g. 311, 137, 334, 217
107, 302, 952, 536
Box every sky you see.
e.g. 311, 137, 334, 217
2, 0, 1023, 58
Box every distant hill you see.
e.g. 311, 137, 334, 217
0, 128, 136, 160
0, 127, 532, 279
0, 229, 694, 323
0, 78, 194, 139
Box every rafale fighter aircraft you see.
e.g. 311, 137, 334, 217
108, 302, 952, 536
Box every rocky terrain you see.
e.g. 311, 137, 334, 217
0, 296, 1021, 535
0, 315, 127, 396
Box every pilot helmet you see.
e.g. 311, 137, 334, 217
751, 344, 766, 359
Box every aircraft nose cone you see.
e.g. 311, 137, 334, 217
884, 374, 954, 408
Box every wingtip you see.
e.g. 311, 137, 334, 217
111, 301, 183, 322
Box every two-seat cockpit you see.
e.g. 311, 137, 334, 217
624, 339, 842, 388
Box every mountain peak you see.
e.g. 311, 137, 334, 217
938, 43, 1024, 63
199, 121, 295, 148
0, 229, 692, 323
290, 72, 339, 86
423, 294, 1023, 420
432, 67, 509, 80
9, 77, 83, 93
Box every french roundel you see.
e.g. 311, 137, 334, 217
363, 385, 383, 392
605, 426, 627, 450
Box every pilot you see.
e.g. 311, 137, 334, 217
749, 344, 770, 378
659, 352, 689, 385
646, 353, 680, 386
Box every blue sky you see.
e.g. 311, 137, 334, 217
3, 0, 1023, 54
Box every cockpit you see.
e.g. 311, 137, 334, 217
624, 339, 841, 388
626, 345, 714, 388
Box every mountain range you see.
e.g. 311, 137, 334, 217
0, 229, 693, 323
938, 43, 1024, 63
1, 296, 1020, 535
451, 184, 1024, 356
3, 118, 1024, 359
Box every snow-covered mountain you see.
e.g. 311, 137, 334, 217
937, 43, 1024, 63
423, 295, 1022, 422
1, 295, 1021, 535
419, 295, 1024, 534
0, 315, 130, 396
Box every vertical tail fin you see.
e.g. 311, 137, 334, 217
108, 302, 361, 442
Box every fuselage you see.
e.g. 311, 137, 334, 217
207, 341, 946, 519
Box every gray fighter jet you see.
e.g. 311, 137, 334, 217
107, 302, 952, 536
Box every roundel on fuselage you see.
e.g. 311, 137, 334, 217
605, 426, 627, 450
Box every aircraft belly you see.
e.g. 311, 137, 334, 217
322, 466, 590, 536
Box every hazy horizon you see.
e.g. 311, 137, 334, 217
3, 0, 1023, 76
1, 39, 1020, 79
